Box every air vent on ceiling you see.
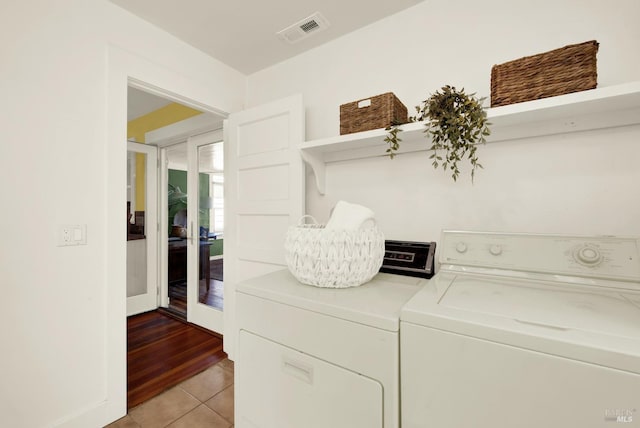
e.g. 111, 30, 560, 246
277, 12, 330, 44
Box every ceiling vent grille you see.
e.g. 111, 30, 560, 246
277, 12, 330, 44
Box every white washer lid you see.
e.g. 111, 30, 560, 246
441, 276, 640, 339
401, 272, 640, 373
237, 269, 425, 332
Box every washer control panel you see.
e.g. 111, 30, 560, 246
441, 231, 640, 283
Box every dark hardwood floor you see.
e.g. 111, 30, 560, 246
167, 258, 223, 318
166, 282, 187, 316
127, 310, 226, 409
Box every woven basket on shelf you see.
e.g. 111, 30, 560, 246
284, 215, 385, 288
491, 40, 599, 107
340, 92, 408, 135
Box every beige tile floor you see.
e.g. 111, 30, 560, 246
107, 358, 234, 428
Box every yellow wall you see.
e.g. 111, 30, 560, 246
127, 102, 202, 209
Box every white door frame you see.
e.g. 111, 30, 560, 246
187, 130, 224, 333
104, 45, 234, 427
126, 142, 159, 316
158, 147, 170, 308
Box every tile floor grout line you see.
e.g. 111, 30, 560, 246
159, 396, 231, 428
203, 384, 234, 424
107, 358, 234, 428
162, 404, 198, 428
176, 384, 203, 403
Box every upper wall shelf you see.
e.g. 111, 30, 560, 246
300, 81, 640, 194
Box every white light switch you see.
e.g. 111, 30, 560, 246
58, 224, 87, 246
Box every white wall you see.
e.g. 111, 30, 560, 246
1, 0, 637, 425
247, 0, 640, 241
0, 1, 245, 427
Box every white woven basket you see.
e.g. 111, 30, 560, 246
284, 215, 385, 288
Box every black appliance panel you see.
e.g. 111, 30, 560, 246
380, 240, 436, 279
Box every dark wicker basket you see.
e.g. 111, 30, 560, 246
340, 92, 408, 135
491, 40, 599, 107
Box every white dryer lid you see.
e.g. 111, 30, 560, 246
401, 272, 640, 373
238, 269, 425, 332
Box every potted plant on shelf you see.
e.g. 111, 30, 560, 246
385, 85, 491, 182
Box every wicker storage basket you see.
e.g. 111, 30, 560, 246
491, 40, 599, 107
284, 216, 385, 288
340, 92, 408, 135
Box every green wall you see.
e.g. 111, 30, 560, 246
210, 239, 223, 257
168, 169, 221, 257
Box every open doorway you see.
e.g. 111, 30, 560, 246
126, 86, 225, 325
125, 85, 227, 407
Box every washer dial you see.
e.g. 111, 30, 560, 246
574, 245, 602, 266
455, 242, 468, 254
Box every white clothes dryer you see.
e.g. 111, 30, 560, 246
401, 231, 640, 428
236, 269, 425, 428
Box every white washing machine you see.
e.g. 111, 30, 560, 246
235, 269, 426, 428
401, 231, 640, 428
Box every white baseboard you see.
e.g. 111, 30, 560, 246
53, 397, 124, 428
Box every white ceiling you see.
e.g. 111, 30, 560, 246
124, 1, 425, 150
110, 0, 424, 74
128, 87, 173, 121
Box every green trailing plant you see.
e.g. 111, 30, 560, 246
383, 119, 404, 159
385, 85, 491, 182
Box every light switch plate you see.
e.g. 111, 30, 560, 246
58, 224, 87, 246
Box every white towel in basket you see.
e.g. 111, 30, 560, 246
325, 200, 375, 230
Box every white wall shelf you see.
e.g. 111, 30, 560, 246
300, 81, 640, 194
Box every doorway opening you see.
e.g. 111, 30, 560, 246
126, 86, 226, 322
125, 84, 227, 407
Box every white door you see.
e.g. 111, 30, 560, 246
224, 94, 305, 359
187, 130, 225, 333
127, 141, 159, 316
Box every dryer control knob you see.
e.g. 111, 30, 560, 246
575, 245, 602, 265
489, 244, 502, 256
455, 242, 468, 253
